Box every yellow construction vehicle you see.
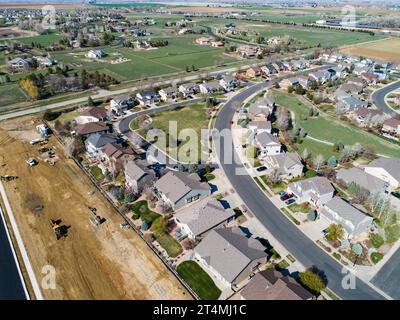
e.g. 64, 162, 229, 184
50, 219, 68, 240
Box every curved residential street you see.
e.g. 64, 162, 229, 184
371, 80, 400, 115
213, 81, 385, 300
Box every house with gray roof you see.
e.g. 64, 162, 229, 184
199, 81, 222, 95
85, 133, 119, 157
154, 170, 211, 210
364, 157, 400, 191
337, 95, 368, 114
178, 83, 200, 97
194, 227, 268, 287
337, 167, 389, 195
174, 197, 235, 240
125, 160, 156, 194
264, 152, 303, 180
219, 75, 238, 92
254, 132, 281, 156
240, 269, 314, 300
110, 95, 135, 114
287, 176, 334, 206
158, 86, 180, 101
320, 197, 374, 238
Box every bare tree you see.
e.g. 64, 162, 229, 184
313, 154, 325, 171
268, 168, 281, 184
155, 199, 171, 214
301, 148, 310, 161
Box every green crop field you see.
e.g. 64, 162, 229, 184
0, 84, 27, 108
270, 90, 400, 158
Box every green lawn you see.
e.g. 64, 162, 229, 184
131, 200, 161, 225
0, 84, 27, 109
176, 261, 221, 300
138, 103, 209, 163
1, 32, 62, 47
260, 175, 287, 194
154, 231, 183, 258
90, 166, 104, 181
288, 202, 311, 213
271, 90, 400, 158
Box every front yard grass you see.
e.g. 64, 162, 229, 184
177, 260, 221, 300
288, 202, 311, 213
260, 175, 286, 194
131, 200, 161, 225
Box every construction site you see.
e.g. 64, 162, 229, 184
0, 116, 190, 300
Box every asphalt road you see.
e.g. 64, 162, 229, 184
371, 247, 400, 299
0, 209, 27, 300
213, 81, 385, 300
371, 80, 400, 115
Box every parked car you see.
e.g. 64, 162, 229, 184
256, 166, 267, 172
285, 198, 296, 206
279, 191, 287, 197
280, 193, 293, 201
26, 158, 38, 167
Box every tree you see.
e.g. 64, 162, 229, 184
313, 154, 324, 171
87, 96, 95, 106
287, 85, 293, 93
301, 148, 309, 161
299, 269, 326, 294
327, 155, 337, 168
325, 224, 344, 242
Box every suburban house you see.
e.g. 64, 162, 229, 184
263, 152, 303, 180
174, 197, 235, 240
248, 97, 275, 120
336, 167, 389, 195
196, 37, 212, 45
100, 142, 135, 174
264, 63, 278, 75
237, 46, 259, 58
296, 75, 311, 89
178, 83, 200, 97
248, 120, 272, 135
75, 107, 109, 125
35, 55, 57, 67
7, 57, 30, 72
309, 70, 332, 84
364, 157, 400, 191
125, 160, 156, 194
199, 81, 222, 95
347, 77, 367, 88
154, 170, 211, 210
86, 49, 107, 58
158, 86, 180, 102
74, 121, 109, 136
211, 40, 224, 47
361, 72, 379, 84
240, 269, 314, 300
333, 83, 363, 101
336, 96, 368, 114
287, 176, 334, 206
136, 91, 160, 106
246, 66, 262, 78
85, 133, 119, 158
194, 227, 268, 288
279, 77, 299, 91
320, 197, 374, 238
219, 75, 238, 92
254, 132, 281, 156
353, 108, 385, 127
110, 96, 135, 114
382, 118, 400, 140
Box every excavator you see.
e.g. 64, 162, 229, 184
50, 219, 68, 240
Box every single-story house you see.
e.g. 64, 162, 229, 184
75, 107, 109, 125
320, 197, 374, 238
196, 37, 212, 45
174, 197, 235, 240
75, 121, 109, 136
194, 227, 268, 288
240, 269, 314, 300
287, 176, 334, 206
364, 157, 400, 191
336, 167, 389, 195
154, 170, 211, 210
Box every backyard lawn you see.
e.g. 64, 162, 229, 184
90, 166, 104, 181
131, 200, 161, 225
176, 260, 221, 300
151, 216, 183, 258
271, 90, 400, 158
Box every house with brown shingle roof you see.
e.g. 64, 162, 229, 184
100, 142, 135, 173
75, 122, 109, 136
240, 269, 314, 300
75, 107, 109, 125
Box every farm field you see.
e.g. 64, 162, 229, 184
340, 38, 400, 63
270, 90, 400, 158
252, 25, 386, 48
0, 116, 190, 300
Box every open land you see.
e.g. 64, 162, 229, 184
0, 116, 190, 300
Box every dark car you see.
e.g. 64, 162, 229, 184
256, 166, 267, 172
280, 193, 293, 201
285, 198, 296, 206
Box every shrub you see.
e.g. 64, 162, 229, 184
369, 233, 384, 249
371, 252, 384, 264
299, 269, 326, 293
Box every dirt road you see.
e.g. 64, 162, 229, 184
0, 117, 190, 300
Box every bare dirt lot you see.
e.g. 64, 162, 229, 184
340, 38, 400, 63
0, 116, 190, 300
